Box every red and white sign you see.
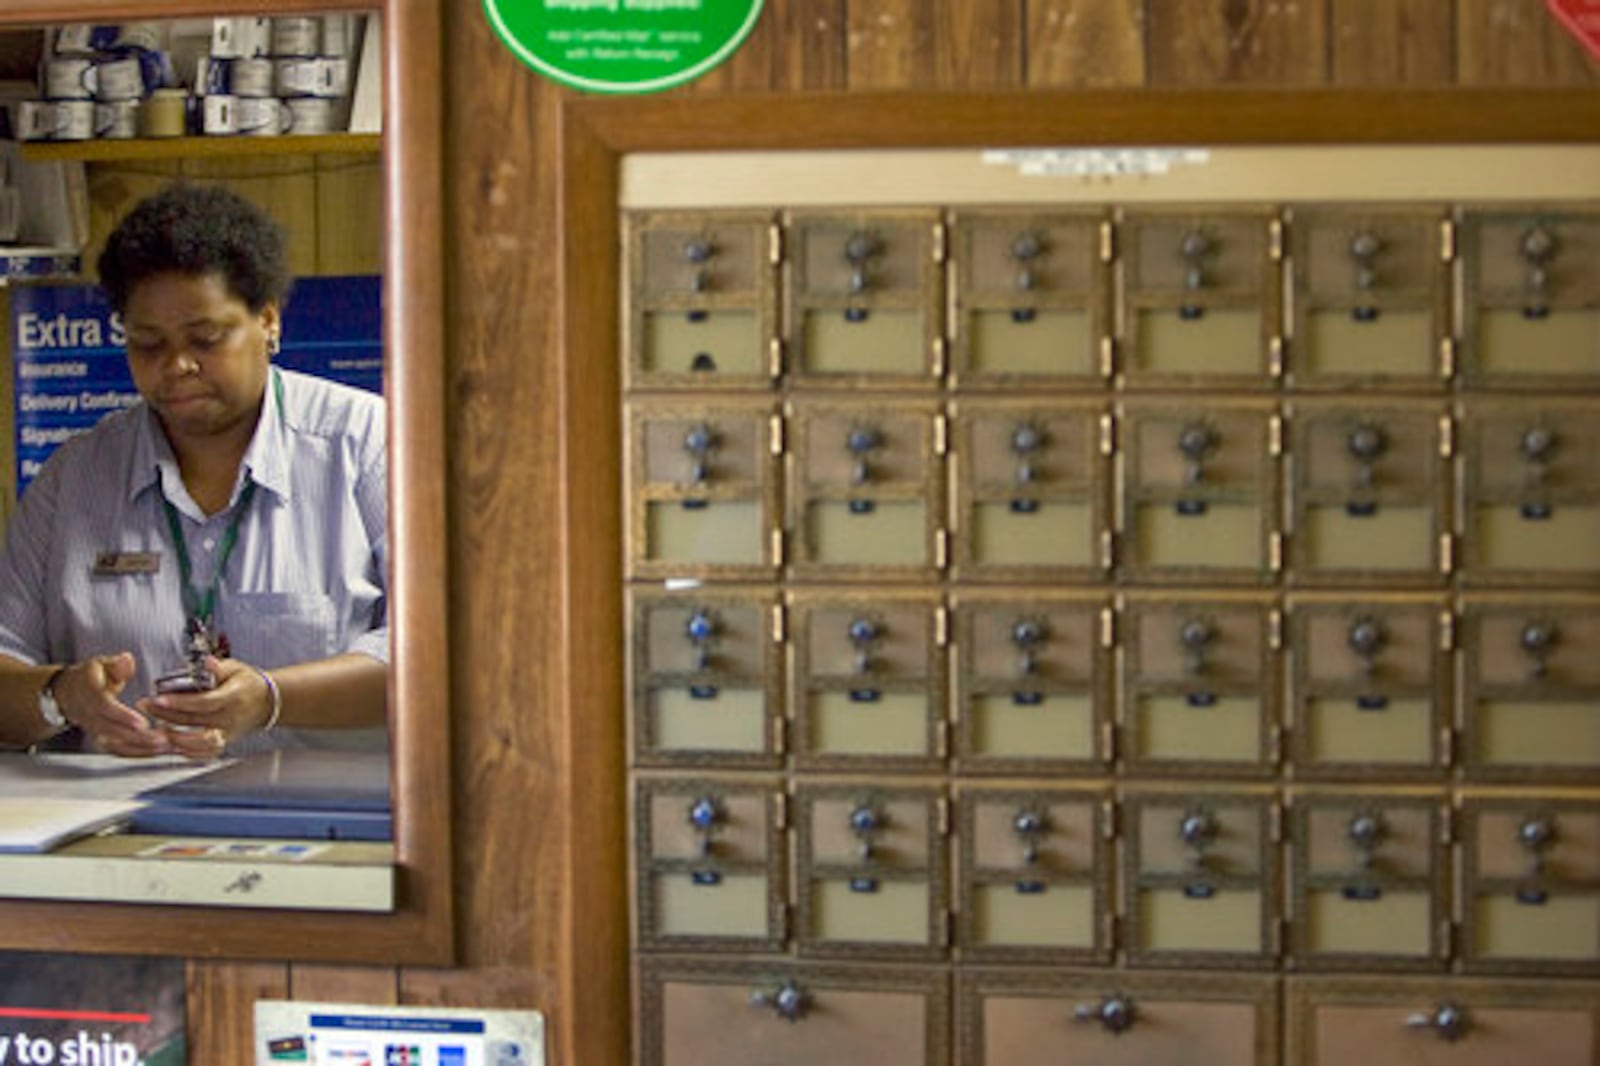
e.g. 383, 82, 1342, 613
1548, 0, 1600, 61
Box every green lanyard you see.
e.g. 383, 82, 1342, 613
161, 479, 257, 631
158, 370, 281, 631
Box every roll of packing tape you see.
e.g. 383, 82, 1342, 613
94, 99, 140, 138
270, 16, 320, 57
42, 57, 96, 100
51, 99, 95, 140
284, 96, 332, 135
231, 57, 275, 97
92, 55, 145, 102
202, 93, 238, 135
237, 96, 286, 136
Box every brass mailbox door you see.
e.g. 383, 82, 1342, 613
949, 398, 1110, 584
789, 589, 945, 772
1121, 787, 1279, 968
640, 958, 951, 1066
1459, 399, 1600, 587
959, 969, 1279, 1065
1285, 205, 1450, 391
1459, 596, 1600, 782
1462, 206, 1600, 390
954, 785, 1110, 964
949, 208, 1109, 388
628, 587, 783, 768
633, 776, 786, 953
626, 210, 779, 389
1289, 792, 1448, 970
1460, 797, 1600, 976
785, 209, 944, 387
1286, 399, 1450, 586
1120, 593, 1280, 777
951, 591, 1110, 774
626, 398, 780, 581
794, 782, 948, 961
1117, 399, 1281, 585
1117, 207, 1282, 390
1288, 976, 1600, 1066
786, 397, 944, 581
1286, 595, 1450, 778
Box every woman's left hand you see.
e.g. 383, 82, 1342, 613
138, 656, 273, 759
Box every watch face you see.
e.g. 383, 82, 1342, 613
38, 673, 67, 730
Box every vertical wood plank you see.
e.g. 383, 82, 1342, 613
1026, 0, 1146, 88
690, 0, 849, 92
932, 0, 1023, 88
1457, 0, 1600, 85
846, 0, 930, 89
82, 163, 182, 284
289, 963, 399, 1005
313, 154, 383, 275
681, 0, 778, 92
185, 960, 287, 1063
1332, 0, 1454, 84
442, 0, 575, 1027
772, 0, 848, 90
1146, 0, 1330, 86
181, 156, 321, 279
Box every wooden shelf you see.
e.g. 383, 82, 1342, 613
18, 132, 380, 163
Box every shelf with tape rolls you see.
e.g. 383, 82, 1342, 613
17, 131, 378, 162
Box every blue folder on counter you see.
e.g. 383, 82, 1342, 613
130, 748, 393, 841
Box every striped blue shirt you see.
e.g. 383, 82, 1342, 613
0, 367, 387, 751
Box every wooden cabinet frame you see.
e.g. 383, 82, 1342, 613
0, 0, 452, 965
562, 89, 1600, 1059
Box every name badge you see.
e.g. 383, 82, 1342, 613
93, 551, 161, 576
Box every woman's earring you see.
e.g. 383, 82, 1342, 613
267, 332, 281, 357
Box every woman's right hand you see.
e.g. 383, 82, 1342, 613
53, 652, 174, 757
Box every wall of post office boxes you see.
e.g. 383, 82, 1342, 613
620, 197, 1600, 1064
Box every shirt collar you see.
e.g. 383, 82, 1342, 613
125, 369, 291, 506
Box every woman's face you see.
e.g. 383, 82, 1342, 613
122, 271, 279, 450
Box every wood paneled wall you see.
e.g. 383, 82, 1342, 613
186, 2, 1598, 1061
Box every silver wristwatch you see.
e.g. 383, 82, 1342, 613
37, 667, 68, 733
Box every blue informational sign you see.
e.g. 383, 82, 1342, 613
10, 275, 382, 496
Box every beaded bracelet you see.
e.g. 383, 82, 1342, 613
255, 666, 282, 732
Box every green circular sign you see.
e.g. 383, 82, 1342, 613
483, 0, 765, 94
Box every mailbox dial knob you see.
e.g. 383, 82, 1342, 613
1346, 423, 1388, 463
844, 231, 882, 295
1406, 1003, 1468, 1043
1179, 808, 1219, 849
1179, 617, 1215, 675
1520, 426, 1557, 463
1011, 424, 1045, 456
1521, 225, 1557, 267
850, 805, 881, 835
685, 609, 718, 671
682, 423, 718, 484
1517, 814, 1556, 853
850, 802, 884, 859
1347, 616, 1387, 658
1074, 996, 1136, 1035
683, 238, 716, 293
1347, 810, 1388, 851
751, 980, 810, 1023
847, 617, 881, 674
688, 795, 721, 832
1179, 230, 1212, 288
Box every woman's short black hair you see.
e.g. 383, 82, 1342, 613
97, 182, 291, 314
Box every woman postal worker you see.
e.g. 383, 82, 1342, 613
0, 182, 387, 759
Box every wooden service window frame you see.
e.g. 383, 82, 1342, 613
556, 89, 1600, 1058
0, 0, 452, 966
